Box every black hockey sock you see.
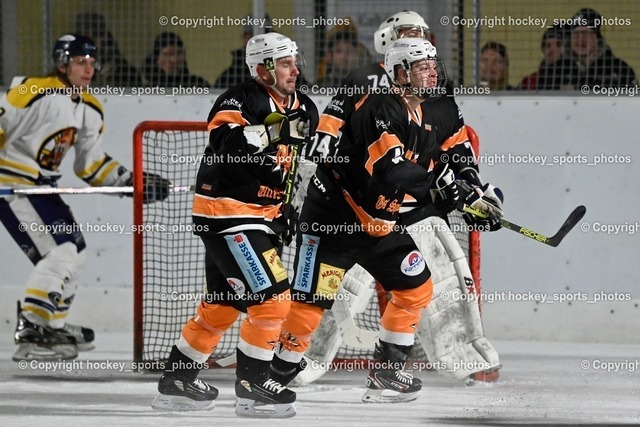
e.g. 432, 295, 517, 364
236, 348, 271, 383
165, 345, 202, 382
270, 354, 307, 386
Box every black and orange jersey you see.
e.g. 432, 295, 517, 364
329, 91, 438, 237
192, 80, 319, 235
309, 61, 479, 187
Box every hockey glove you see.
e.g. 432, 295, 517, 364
243, 110, 310, 154
460, 183, 504, 232
125, 172, 171, 203
460, 183, 504, 217
429, 163, 460, 212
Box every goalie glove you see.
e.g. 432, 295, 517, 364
243, 110, 311, 154
429, 163, 460, 212
124, 171, 172, 203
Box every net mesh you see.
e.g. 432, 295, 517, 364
135, 122, 476, 363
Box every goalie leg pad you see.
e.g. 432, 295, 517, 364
407, 217, 501, 380
291, 264, 375, 386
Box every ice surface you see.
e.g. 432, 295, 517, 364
0, 333, 639, 426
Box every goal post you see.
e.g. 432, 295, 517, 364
132, 121, 481, 364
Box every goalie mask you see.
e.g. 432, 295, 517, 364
52, 34, 101, 71
374, 10, 431, 54
384, 38, 447, 101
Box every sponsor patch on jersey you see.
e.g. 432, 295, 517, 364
400, 251, 425, 276
316, 263, 344, 299
227, 277, 246, 295
293, 234, 320, 293
262, 248, 288, 283
225, 233, 270, 293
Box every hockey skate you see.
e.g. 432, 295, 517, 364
151, 373, 218, 411
56, 323, 95, 351
13, 301, 78, 362
269, 352, 308, 386
362, 341, 422, 403
235, 378, 296, 418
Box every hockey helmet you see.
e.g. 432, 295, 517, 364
384, 38, 447, 99
52, 34, 101, 71
374, 10, 430, 55
245, 32, 304, 78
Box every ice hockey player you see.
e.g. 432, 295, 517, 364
295, 10, 503, 386
0, 34, 170, 362
266, 38, 469, 403
151, 32, 318, 417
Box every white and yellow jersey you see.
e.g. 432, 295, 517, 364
0, 76, 126, 187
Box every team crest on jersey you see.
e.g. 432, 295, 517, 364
37, 127, 77, 171
401, 251, 425, 276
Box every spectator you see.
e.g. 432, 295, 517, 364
317, 29, 372, 87
214, 19, 265, 88
316, 22, 372, 86
554, 8, 636, 89
75, 12, 143, 87
214, 18, 310, 89
480, 41, 512, 91
519, 25, 569, 90
142, 32, 210, 87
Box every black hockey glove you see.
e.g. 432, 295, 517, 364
429, 163, 460, 212
125, 172, 171, 203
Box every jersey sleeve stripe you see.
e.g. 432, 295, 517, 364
88, 160, 120, 186
317, 114, 343, 138
365, 131, 403, 175
440, 125, 469, 151
192, 193, 282, 221
207, 110, 249, 131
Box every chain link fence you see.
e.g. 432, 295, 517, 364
1, 0, 638, 93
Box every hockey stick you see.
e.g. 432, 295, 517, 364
0, 185, 194, 196
463, 204, 586, 247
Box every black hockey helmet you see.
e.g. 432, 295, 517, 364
52, 34, 101, 70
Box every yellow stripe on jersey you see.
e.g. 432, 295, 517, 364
0, 156, 39, 177
77, 156, 109, 180
90, 160, 120, 186
0, 129, 6, 149
5, 77, 66, 109
0, 175, 35, 186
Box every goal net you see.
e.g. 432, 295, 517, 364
133, 121, 480, 364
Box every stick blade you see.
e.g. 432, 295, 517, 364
547, 205, 587, 247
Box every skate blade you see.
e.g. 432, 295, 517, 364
12, 343, 78, 362
361, 388, 420, 403
235, 398, 296, 418
77, 343, 96, 352
151, 394, 215, 411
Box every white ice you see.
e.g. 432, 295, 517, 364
1, 333, 639, 426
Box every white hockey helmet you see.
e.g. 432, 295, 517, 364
384, 38, 446, 99
374, 10, 430, 54
245, 32, 303, 78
